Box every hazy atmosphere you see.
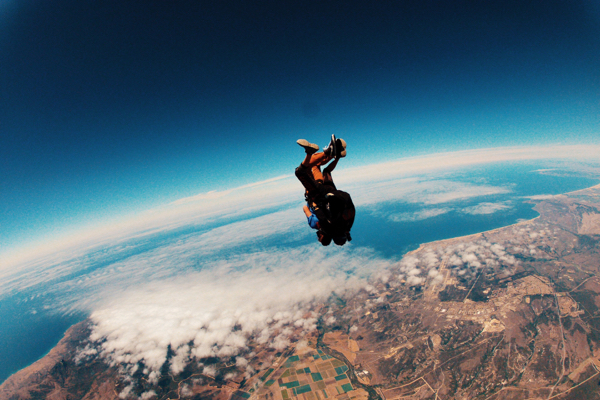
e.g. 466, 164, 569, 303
1, 1, 600, 398
2, 0, 600, 252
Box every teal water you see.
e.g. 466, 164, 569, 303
0, 296, 84, 384
352, 199, 536, 257
1, 164, 597, 384
352, 163, 598, 257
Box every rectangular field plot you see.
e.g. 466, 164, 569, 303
311, 372, 323, 382
256, 348, 367, 400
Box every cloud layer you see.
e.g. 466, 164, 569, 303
389, 236, 520, 288
76, 217, 566, 387
0, 169, 515, 299
388, 208, 451, 222
4, 145, 599, 269
462, 201, 512, 215
3, 146, 600, 396
78, 246, 392, 383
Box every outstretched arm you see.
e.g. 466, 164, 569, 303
323, 157, 339, 175
303, 205, 312, 218
303, 205, 320, 229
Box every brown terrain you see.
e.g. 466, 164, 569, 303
3, 184, 600, 400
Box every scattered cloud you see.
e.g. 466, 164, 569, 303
76, 246, 392, 383
461, 201, 512, 215
0, 209, 305, 301
3, 145, 600, 391
386, 221, 571, 292
390, 237, 523, 289
388, 208, 451, 222
526, 194, 557, 200
382, 199, 514, 223
350, 178, 511, 207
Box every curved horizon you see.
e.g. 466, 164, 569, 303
3, 144, 599, 271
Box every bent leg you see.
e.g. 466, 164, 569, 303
311, 165, 324, 182
295, 164, 319, 194
323, 171, 336, 188
302, 152, 333, 169
323, 157, 339, 175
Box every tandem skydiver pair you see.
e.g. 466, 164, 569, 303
295, 135, 355, 246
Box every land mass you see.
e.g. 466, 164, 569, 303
3, 184, 600, 400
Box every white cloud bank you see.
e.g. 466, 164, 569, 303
352, 178, 511, 207
461, 201, 513, 215
78, 220, 564, 386
0, 209, 304, 301
392, 238, 520, 289
78, 246, 393, 383
384, 200, 515, 223
388, 208, 452, 222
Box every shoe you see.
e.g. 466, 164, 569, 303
297, 139, 319, 154
336, 138, 346, 158
323, 134, 337, 157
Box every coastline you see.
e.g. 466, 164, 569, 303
403, 217, 540, 258
0, 321, 89, 398
403, 181, 600, 257
2, 181, 599, 393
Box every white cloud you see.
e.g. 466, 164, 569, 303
462, 253, 478, 264
449, 255, 463, 266
353, 178, 511, 207
119, 385, 134, 399
140, 391, 157, 400
0, 209, 305, 302
180, 384, 193, 397
157, 208, 303, 258
81, 246, 392, 382
170, 345, 190, 375
461, 201, 512, 215
423, 251, 439, 268
388, 208, 451, 222
390, 237, 523, 287
406, 276, 423, 286
202, 365, 216, 377
526, 194, 557, 200
399, 256, 419, 270
490, 244, 506, 256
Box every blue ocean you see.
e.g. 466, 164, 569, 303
1, 162, 597, 384
352, 163, 598, 257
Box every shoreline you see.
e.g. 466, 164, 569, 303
2, 181, 599, 390
403, 216, 540, 258
403, 181, 600, 257
0, 321, 89, 396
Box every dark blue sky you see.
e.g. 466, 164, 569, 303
1, 0, 599, 250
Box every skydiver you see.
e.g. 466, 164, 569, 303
295, 135, 355, 246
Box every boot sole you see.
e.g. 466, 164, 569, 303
297, 139, 319, 153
